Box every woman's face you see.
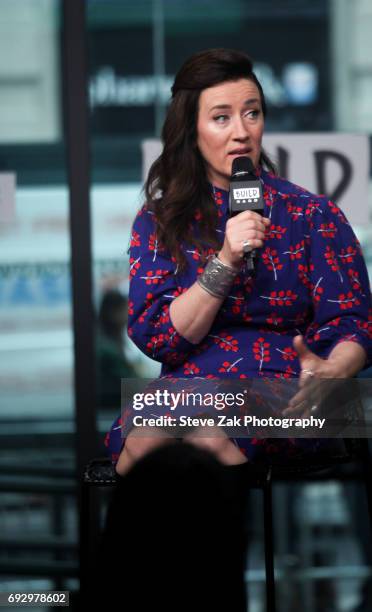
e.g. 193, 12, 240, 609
196, 78, 264, 190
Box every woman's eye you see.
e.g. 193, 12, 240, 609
213, 110, 260, 123
245, 109, 260, 119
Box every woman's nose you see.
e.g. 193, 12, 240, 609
232, 116, 250, 140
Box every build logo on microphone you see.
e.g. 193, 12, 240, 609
233, 186, 260, 203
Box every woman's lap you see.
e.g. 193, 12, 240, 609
104, 412, 342, 467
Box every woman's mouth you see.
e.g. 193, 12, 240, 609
228, 148, 252, 156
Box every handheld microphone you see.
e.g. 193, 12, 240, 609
229, 156, 265, 274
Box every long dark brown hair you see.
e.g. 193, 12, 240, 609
144, 48, 276, 272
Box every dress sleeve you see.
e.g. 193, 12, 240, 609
127, 206, 195, 364
303, 198, 372, 366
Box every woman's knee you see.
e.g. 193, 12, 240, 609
124, 426, 177, 461
184, 428, 246, 464
184, 428, 229, 454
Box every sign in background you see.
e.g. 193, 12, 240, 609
88, 2, 331, 135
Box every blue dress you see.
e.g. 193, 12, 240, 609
105, 169, 372, 464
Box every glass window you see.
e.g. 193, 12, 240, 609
0, 0, 77, 592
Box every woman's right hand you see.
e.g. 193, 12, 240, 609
218, 210, 271, 269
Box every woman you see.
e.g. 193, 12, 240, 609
106, 48, 371, 476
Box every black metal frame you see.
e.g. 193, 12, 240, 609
61, 0, 99, 598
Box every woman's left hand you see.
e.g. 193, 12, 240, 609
283, 335, 345, 417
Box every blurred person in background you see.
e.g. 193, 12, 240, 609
96, 289, 139, 409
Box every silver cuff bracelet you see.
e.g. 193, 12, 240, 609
197, 254, 238, 299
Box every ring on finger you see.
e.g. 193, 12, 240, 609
242, 239, 253, 254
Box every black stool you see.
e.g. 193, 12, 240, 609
81, 457, 118, 563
